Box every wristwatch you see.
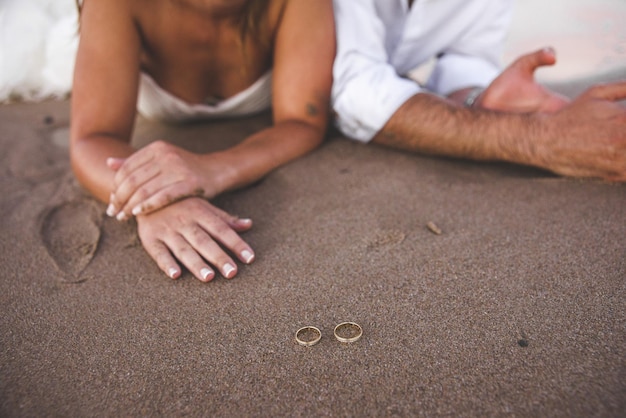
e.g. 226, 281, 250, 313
464, 87, 484, 108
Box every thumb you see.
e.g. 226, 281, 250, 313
514, 47, 557, 75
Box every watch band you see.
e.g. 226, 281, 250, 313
464, 87, 484, 108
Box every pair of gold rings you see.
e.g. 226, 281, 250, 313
295, 322, 363, 346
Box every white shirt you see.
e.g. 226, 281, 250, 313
331, 0, 514, 142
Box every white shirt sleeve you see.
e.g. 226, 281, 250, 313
331, 0, 421, 143
331, 0, 514, 143
425, 1, 513, 95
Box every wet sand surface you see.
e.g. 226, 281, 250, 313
1, 1, 625, 416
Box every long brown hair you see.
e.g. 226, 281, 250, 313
238, 0, 270, 49
76, 0, 269, 46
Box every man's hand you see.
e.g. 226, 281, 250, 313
136, 197, 255, 282
106, 140, 229, 220
479, 47, 570, 114
537, 81, 626, 181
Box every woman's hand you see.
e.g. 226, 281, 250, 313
106, 140, 229, 220
478, 47, 570, 114
136, 197, 255, 282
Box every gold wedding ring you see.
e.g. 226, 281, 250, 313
334, 322, 363, 343
295, 326, 322, 346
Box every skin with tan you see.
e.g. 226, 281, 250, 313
70, 0, 335, 282
375, 46, 626, 181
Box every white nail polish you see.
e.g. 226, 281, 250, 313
168, 268, 178, 278
106, 204, 116, 217
200, 268, 213, 280
132, 206, 142, 216
223, 263, 236, 278
241, 249, 255, 264
116, 211, 127, 221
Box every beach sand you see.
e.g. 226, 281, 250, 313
1, 1, 625, 416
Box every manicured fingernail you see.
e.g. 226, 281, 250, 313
106, 203, 116, 217
223, 263, 236, 278
132, 205, 142, 216
106, 157, 114, 166
116, 211, 128, 221
200, 268, 213, 281
241, 249, 255, 264
239, 218, 252, 226
168, 267, 179, 279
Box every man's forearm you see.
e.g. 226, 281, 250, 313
373, 92, 547, 168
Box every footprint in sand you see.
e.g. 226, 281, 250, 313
40, 199, 102, 283
363, 229, 406, 251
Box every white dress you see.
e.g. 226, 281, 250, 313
0, 0, 79, 102
0, 0, 273, 120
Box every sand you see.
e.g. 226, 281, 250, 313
1, 1, 625, 417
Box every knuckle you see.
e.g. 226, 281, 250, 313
125, 173, 139, 189
191, 181, 205, 197
113, 169, 127, 187
172, 242, 193, 258
149, 141, 172, 160
172, 212, 190, 227
163, 152, 182, 167
186, 198, 204, 211
164, 193, 179, 206
151, 140, 168, 151
136, 187, 151, 201
141, 202, 155, 213
189, 225, 211, 245
210, 221, 232, 238
153, 249, 171, 266
143, 240, 167, 261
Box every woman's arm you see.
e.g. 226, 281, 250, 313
130, 0, 337, 281
69, 0, 141, 203
109, 0, 336, 218
217, 0, 336, 189
70, 0, 256, 282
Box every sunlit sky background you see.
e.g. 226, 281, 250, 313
504, 0, 626, 82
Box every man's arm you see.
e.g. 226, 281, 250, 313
330, 0, 513, 143
373, 82, 626, 181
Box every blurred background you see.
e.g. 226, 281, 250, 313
0, 0, 624, 102
504, 0, 626, 83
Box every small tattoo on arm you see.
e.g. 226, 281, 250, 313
306, 103, 319, 117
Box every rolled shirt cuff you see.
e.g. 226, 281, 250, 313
332, 68, 421, 143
